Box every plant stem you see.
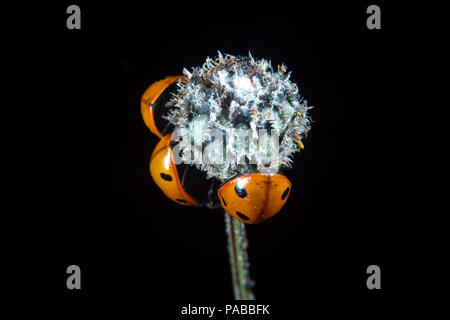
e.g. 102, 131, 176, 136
224, 212, 255, 300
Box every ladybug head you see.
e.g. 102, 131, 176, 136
218, 173, 291, 224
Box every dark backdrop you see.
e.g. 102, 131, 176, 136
17, 0, 413, 317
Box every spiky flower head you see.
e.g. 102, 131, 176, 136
166, 52, 311, 181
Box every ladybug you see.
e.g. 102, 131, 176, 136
149, 133, 197, 206
218, 173, 291, 223
141, 76, 292, 223
141, 75, 186, 138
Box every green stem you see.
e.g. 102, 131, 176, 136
224, 212, 255, 300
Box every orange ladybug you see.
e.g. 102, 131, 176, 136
218, 173, 291, 223
149, 133, 197, 206
149, 132, 222, 209
141, 75, 185, 138
141, 77, 292, 223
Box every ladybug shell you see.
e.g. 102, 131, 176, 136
150, 134, 197, 206
218, 173, 291, 223
141, 76, 185, 138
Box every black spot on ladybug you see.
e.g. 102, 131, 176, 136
177, 199, 186, 203
235, 185, 247, 198
281, 187, 289, 200
160, 173, 173, 181
222, 197, 227, 207
236, 211, 250, 221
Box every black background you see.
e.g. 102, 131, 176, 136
11, 0, 424, 317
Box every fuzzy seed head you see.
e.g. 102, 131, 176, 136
166, 52, 311, 181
